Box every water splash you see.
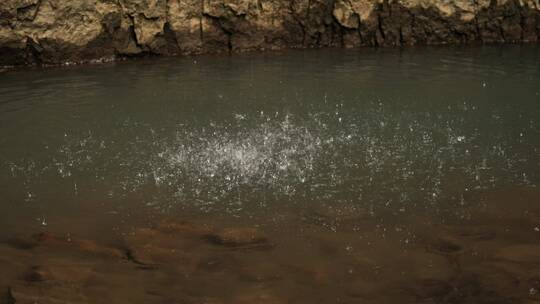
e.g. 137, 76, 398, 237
1, 105, 538, 216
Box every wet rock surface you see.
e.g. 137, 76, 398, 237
203, 227, 272, 249
22, 266, 49, 283
1, 287, 15, 304
5, 232, 125, 260
1, 200, 540, 303
496, 244, 540, 264
0, 0, 539, 66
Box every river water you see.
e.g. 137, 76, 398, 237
1, 46, 540, 303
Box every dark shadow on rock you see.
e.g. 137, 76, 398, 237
4, 232, 126, 261
3, 236, 38, 250
22, 266, 47, 283
1, 287, 15, 304
203, 228, 274, 250
408, 274, 522, 304
429, 237, 463, 254
122, 247, 159, 270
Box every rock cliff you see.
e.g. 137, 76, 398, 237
1, 0, 539, 66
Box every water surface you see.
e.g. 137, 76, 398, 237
1, 46, 540, 303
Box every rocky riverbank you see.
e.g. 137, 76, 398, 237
1, 0, 539, 66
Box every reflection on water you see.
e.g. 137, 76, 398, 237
0, 46, 539, 303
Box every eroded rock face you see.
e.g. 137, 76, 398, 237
0, 0, 538, 66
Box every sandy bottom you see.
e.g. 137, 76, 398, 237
1, 187, 540, 304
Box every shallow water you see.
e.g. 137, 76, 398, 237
1, 46, 540, 303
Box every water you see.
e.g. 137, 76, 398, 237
1, 46, 540, 303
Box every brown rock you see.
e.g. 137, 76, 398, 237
9, 282, 91, 304
122, 228, 172, 266
403, 273, 522, 303
1, 0, 538, 66
155, 219, 212, 236
22, 266, 48, 282
121, 224, 200, 267
428, 237, 463, 254
203, 227, 272, 249
4, 236, 38, 250
495, 244, 540, 264
1, 287, 15, 304
232, 287, 283, 304
409, 279, 453, 300
6, 232, 125, 260
196, 254, 239, 273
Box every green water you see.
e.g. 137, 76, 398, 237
0, 46, 539, 303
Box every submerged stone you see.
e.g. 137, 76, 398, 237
232, 287, 283, 304
410, 279, 453, 300
5, 232, 125, 261
495, 245, 540, 264
122, 223, 199, 267
1, 287, 15, 304
196, 254, 239, 273
402, 272, 524, 304
203, 228, 272, 249
427, 236, 464, 255
9, 283, 90, 304
22, 266, 48, 283
3, 236, 38, 250
155, 220, 212, 236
